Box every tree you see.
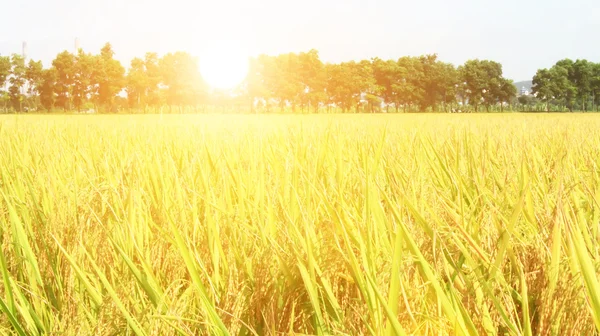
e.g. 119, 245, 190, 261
160, 51, 206, 110
357, 60, 381, 113
0, 56, 13, 112
325, 61, 375, 113
24, 59, 44, 111
264, 52, 304, 111
124, 52, 162, 108
9, 54, 26, 112
572, 59, 593, 111
52, 51, 76, 110
550, 62, 577, 111
372, 57, 400, 112
517, 94, 537, 111
495, 78, 517, 111
416, 55, 459, 111
25, 60, 44, 96
395, 56, 423, 112
459, 59, 512, 112
437, 62, 460, 112
245, 55, 272, 113
39, 68, 57, 111
13, 42, 600, 114
298, 50, 326, 113
73, 49, 97, 111
591, 63, 600, 111
126, 57, 148, 108
532, 68, 557, 111
0, 55, 10, 90
418, 54, 441, 111
96, 43, 125, 111
553, 59, 577, 111
144, 53, 162, 107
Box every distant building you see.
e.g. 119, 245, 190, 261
519, 86, 530, 96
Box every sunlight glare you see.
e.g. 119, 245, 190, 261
197, 40, 249, 90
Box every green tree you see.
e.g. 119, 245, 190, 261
495, 78, 517, 111
126, 57, 148, 108
52, 51, 76, 110
459, 59, 512, 112
24, 59, 44, 111
552, 59, 577, 111
325, 63, 349, 112
73, 49, 97, 111
298, 50, 326, 113
517, 94, 537, 111
123, 52, 162, 109
372, 57, 401, 112
0, 55, 10, 90
551, 62, 577, 111
416, 55, 459, 111
532, 68, 557, 111
159, 51, 206, 110
245, 55, 272, 113
325, 60, 374, 113
591, 62, 600, 111
358, 60, 381, 113
268, 52, 303, 111
0, 56, 12, 112
39, 68, 57, 111
96, 43, 125, 112
572, 59, 593, 111
437, 62, 460, 112
418, 54, 442, 111
144, 53, 162, 107
396, 56, 423, 112
9, 54, 26, 112
25, 60, 44, 96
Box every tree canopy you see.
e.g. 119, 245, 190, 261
532, 59, 600, 112
7, 42, 597, 113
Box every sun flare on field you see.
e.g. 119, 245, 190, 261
197, 41, 249, 90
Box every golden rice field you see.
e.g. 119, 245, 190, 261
1, 113, 600, 335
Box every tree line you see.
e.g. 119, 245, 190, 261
532, 59, 600, 112
0, 42, 545, 113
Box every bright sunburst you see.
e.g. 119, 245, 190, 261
197, 41, 249, 90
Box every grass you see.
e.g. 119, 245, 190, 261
0, 113, 599, 335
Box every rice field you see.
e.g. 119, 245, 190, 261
1, 113, 600, 335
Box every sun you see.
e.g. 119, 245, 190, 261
196, 41, 249, 90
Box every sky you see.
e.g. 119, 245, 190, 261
1, 0, 599, 81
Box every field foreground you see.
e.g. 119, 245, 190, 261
1, 114, 600, 335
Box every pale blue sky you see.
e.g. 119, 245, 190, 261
1, 0, 598, 81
